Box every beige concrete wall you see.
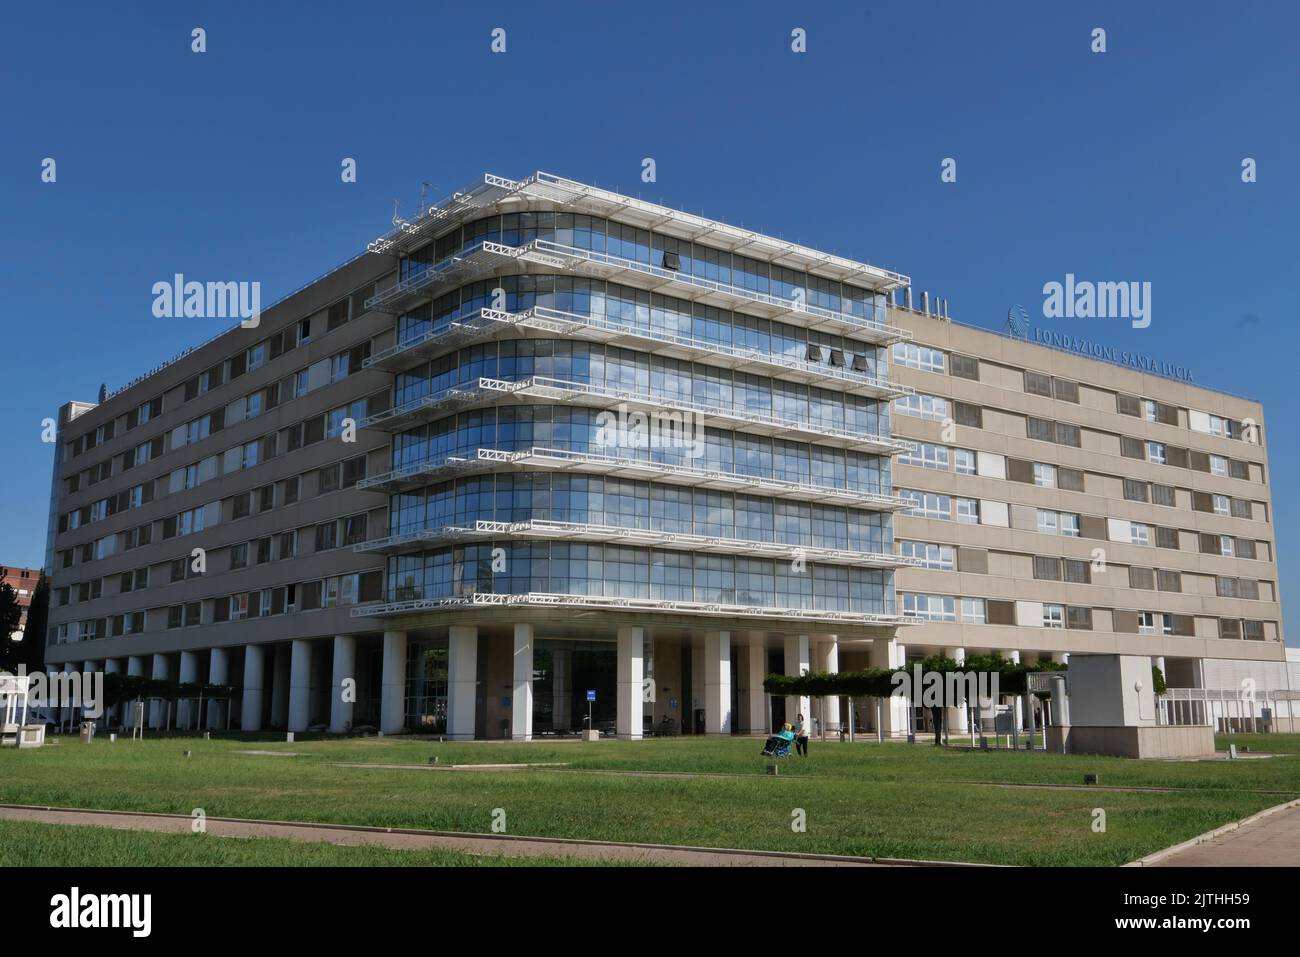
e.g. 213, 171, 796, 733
890, 306, 1284, 677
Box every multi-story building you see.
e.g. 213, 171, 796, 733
886, 304, 1290, 731
41, 171, 1290, 739
2, 566, 41, 640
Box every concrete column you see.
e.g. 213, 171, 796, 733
149, 654, 169, 729
288, 639, 313, 733
177, 651, 199, 730
747, 637, 769, 734
447, 625, 478, 740
329, 636, 356, 734
207, 647, 229, 729
512, 624, 534, 742
270, 644, 290, 729
616, 626, 644, 740
1153, 655, 1168, 724
104, 658, 122, 725
869, 639, 909, 736
704, 631, 732, 735
1008, 650, 1023, 733
821, 639, 841, 733
783, 635, 811, 729
551, 647, 571, 733
380, 630, 407, 734
126, 656, 145, 730
945, 647, 968, 734
241, 645, 264, 731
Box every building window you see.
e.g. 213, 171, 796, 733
959, 598, 985, 624
1033, 557, 1061, 581
1036, 509, 1057, 535
950, 354, 979, 380
899, 541, 954, 570
1151, 484, 1176, 507
900, 443, 949, 470
315, 521, 339, 551
1212, 494, 1230, 516
903, 593, 956, 621
1042, 604, 1065, 628
1130, 523, 1150, 546
901, 490, 950, 520
1147, 442, 1166, 465
955, 498, 979, 524
893, 343, 945, 373
1064, 559, 1091, 584
953, 402, 982, 429
1024, 370, 1052, 397
895, 393, 948, 421
1066, 606, 1093, 630
1033, 463, 1055, 488
1123, 479, 1149, 502
954, 449, 976, 475
1137, 611, 1158, 635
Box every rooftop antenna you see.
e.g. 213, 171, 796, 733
419, 181, 432, 217
391, 199, 405, 228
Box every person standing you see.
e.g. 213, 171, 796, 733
794, 713, 809, 757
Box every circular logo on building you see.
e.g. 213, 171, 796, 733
1006, 305, 1031, 339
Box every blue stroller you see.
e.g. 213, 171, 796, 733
761, 727, 797, 758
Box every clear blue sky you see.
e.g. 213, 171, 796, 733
3, 1, 1297, 637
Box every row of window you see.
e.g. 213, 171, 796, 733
393, 340, 891, 439
56, 505, 377, 609
58, 389, 382, 550
893, 438, 1257, 522
68, 280, 375, 463
51, 571, 383, 643
389, 474, 892, 553
386, 542, 895, 613
401, 275, 890, 377
402, 213, 889, 324
66, 339, 372, 500
392, 406, 893, 495
901, 594, 1271, 641
893, 341, 1256, 445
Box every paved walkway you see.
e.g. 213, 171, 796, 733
1147, 801, 1300, 866
0, 804, 884, 867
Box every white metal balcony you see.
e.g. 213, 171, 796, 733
358, 446, 911, 511
366, 237, 912, 345
366, 171, 911, 295
364, 306, 911, 400
351, 590, 917, 628
354, 518, 918, 570
361, 376, 914, 456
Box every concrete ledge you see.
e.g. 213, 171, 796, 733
1046, 724, 1215, 759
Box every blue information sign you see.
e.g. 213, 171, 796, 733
586, 690, 596, 702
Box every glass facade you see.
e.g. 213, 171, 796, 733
373, 208, 902, 625
399, 215, 889, 326
392, 338, 891, 437
385, 541, 893, 614
391, 406, 892, 493
387, 472, 891, 553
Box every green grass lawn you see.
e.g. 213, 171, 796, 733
0, 818, 596, 867
1, 733, 1297, 866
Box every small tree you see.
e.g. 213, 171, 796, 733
0, 570, 24, 673
18, 574, 48, 672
